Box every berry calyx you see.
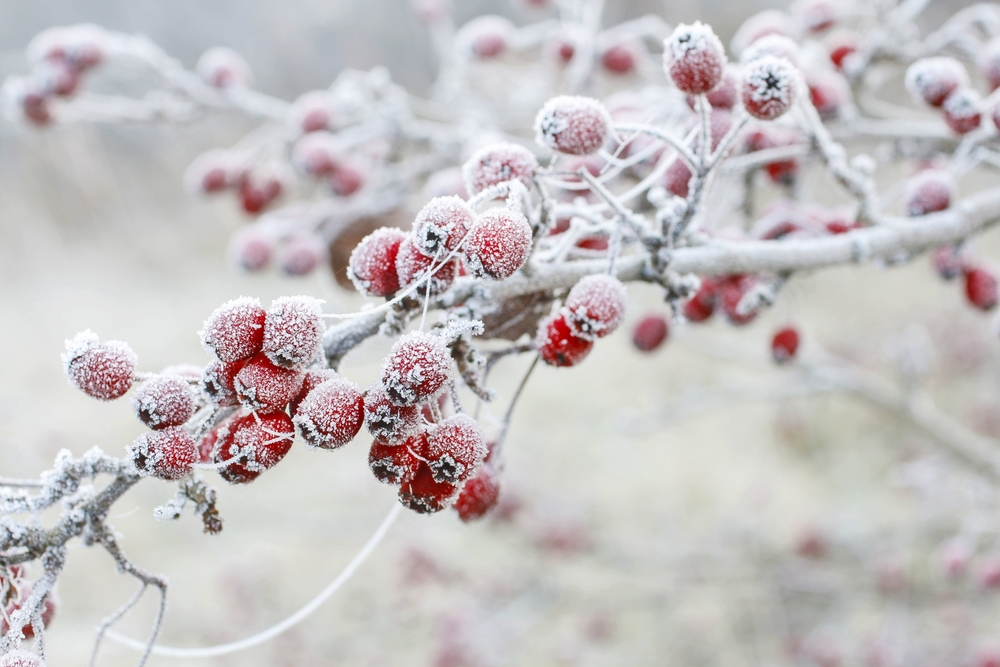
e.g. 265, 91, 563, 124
262, 296, 325, 370
412, 196, 475, 257
463, 207, 533, 281
364, 383, 422, 445
965, 266, 999, 311
293, 378, 365, 450
200, 296, 266, 363
632, 314, 669, 352
233, 353, 305, 413
463, 143, 539, 196
742, 56, 797, 120
62, 331, 137, 401
426, 414, 487, 484
131, 375, 196, 430
536, 312, 593, 367
348, 227, 407, 297
771, 326, 800, 363
454, 463, 501, 522
213, 412, 295, 484
563, 274, 627, 340
369, 432, 426, 485
663, 22, 727, 96
127, 427, 197, 481
534, 96, 611, 156
398, 465, 458, 514
380, 331, 453, 407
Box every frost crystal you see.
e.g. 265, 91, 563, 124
290, 368, 340, 417
412, 196, 476, 257
0, 650, 45, 667
263, 296, 325, 369
462, 143, 539, 195
534, 96, 611, 156
200, 296, 266, 363
380, 331, 453, 407
131, 374, 196, 429
426, 414, 487, 484
348, 227, 407, 297
62, 330, 137, 401
463, 207, 533, 281
293, 378, 365, 450
904, 57, 968, 108
664, 22, 726, 95
364, 384, 422, 445
201, 359, 244, 406
563, 274, 627, 340
369, 434, 425, 485
398, 465, 458, 514
741, 56, 797, 120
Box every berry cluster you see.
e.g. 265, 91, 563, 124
536, 274, 627, 367
905, 56, 999, 135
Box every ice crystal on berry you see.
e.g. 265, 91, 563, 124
463, 143, 539, 195
213, 412, 295, 484
536, 312, 593, 367
563, 274, 627, 340
62, 330, 137, 401
381, 331, 452, 407
263, 296, 325, 369
664, 22, 726, 95
412, 196, 475, 257
454, 463, 501, 522
395, 238, 458, 297
463, 207, 533, 281
234, 353, 304, 413
905, 57, 968, 108
200, 296, 266, 363
534, 96, 611, 156
364, 383, 422, 445
132, 375, 196, 430
128, 427, 197, 480
426, 414, 487, 484
293, 378, 365, 450
742, 56, 797, 120
349, 227, 407, 297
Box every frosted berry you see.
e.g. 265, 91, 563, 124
742, 56, 797, 121
942, 88, 982, 134
293, 378, 365, 450
398, 465, 458, 514
463, 207, 533, 281
289, 368, 340, 417
196, 47, 253, 89
184, 150, 235, 195
1, 587, 56, 640
564, 274, 627, 340
364, 383, 422, 445
718, 274, 758, 325
905, 57, 968, 108
395, 237, 458, 296
131, 375, 195, 430
234, 353, 304, 413
0, 650, 45, 667
601, 42, 638, 75
827, 31, 857, 70
686, 66, 738, 109
291, 132, 340, 177
632, 314, 669, 352
807, 69, 850, 119
454, 463, 501, 522
200, 297, 266, 363
457, 16, 514, 59
202, 359, 245, 406
463, 143, 539, 195
329, 162, 365, 197
348, 227, 407, 297
982, 39, 1000, 91
426, 414, 487, 484
932, 245, 966, 280
684, 278, 718, 322
127, 427, 197, 481
239, 173, 283, 214
534, 96, 611, 156
904, 170, 954, 217
412, 196, 475, 257
263, 296, 325, 369
278, 236, 326, 277
290, 91, 333, 133
380, 331, 452, 406
213, 412, 295, 484
536, 312, 593, 367
663, 158, 693, 198
664, 22, 726, 95
369, 432, 426, 485
228, 229, 273, 272
965, 266, 999, 311
771, 326, 800, 363
62, 331, 136, 401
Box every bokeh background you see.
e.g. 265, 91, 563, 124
2, 1, 999, 665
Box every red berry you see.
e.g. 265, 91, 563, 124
196, 47, 253, 89
904, 170, 954, 217
293, 378, 365, 450
380, 331, 452, 407
462, 143, 539, 196
536, 312, 593, 367
329, 162, 365, 197
771, 326, 800, 363
463, 207, 533, 280
742, 56, 797, 120
718, 274, 758, 325
905, 57, 968, 108
601, 42, 638, 75
807, 69, 850, 119
213, 412, 295, 484
290, 91, 333, 133
228, 229, 274, 272
564, 274, 627, 340
201, 359, 246, 407
127, 427, 197, 480
234, 353, 305, 413
555, 39, 575, 63
412, 196, 475, 257
291, 132, 340, 177
686, 66, 739, 109
185, 150, 233, 194
200, 297, 266, 363
62, 331, 137, 401
349, 227, 407, 297
457, 16, 514, 59
534, 96, 611, 156
398, 464, 458, 514
965, 266, 999, 311
263, 296, 325, 369
395, 237, 458, 296
942, 88, 982, 134
982, 39, 1000, 91
364, 383, 422, 445
0, 650, 45, 667
239, 173, 283, 214
426, 414, 487, 484
828, 36, 856, 70
663, 158, 693, 198
453, 463, 501, 522
664, 22, 726, 96
278, 236, 326, 277
1, 587, 56, 640
632, 314, 669, 352
683, 278, 718, 322
131, 375, 196, 430
931, 245, 966, 280
369, 433, 426, 485
978, 557, 1000, 590
21, 91, 51, 125
289, 368, 340, 417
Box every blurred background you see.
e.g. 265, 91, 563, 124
2, 1, 1000, 665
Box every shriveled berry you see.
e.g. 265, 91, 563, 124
263, 296, 325, 369
395, 238, 458, 296
293, 378, 365, 450
463, 143, 539, 195
196, 47, 253, 89
426, 414, 487, 484
534, 96, 611, 156
369, 433, 426, 485
62, 331, 136, 401
228, 229, 274, 272
904, 170, 954, 217
942, 88, 982, 134
202, 359, 245, 407
742, 56, 797, 121
771, 326, 800, 363
684, 278, 718, 322
905, 57, 968, 108
564, 274, 627, 340
0, 649, 45, 667
200, 296, 266, 363
664, 22, 726, 96
457, 16, 514, 59
412, 196, 475, 257
234, 353, 304, 413
601, 42, 638, 75
454, 463, 501, 522
278, 236, 326, 277
536, 312, 593, 367
213, 412, 295, 484
380, 331, 452, 407
965, 266, 999, 311
632, 314, 669, 352
348, 227, 407, 297
718, 274, 759, 325
398, 465, 458, 514
364, 384, 422, 445
289, 368, 340, 417
131, 375, 195, 430
463, 207, 533, 280
128, 427, 197, 480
